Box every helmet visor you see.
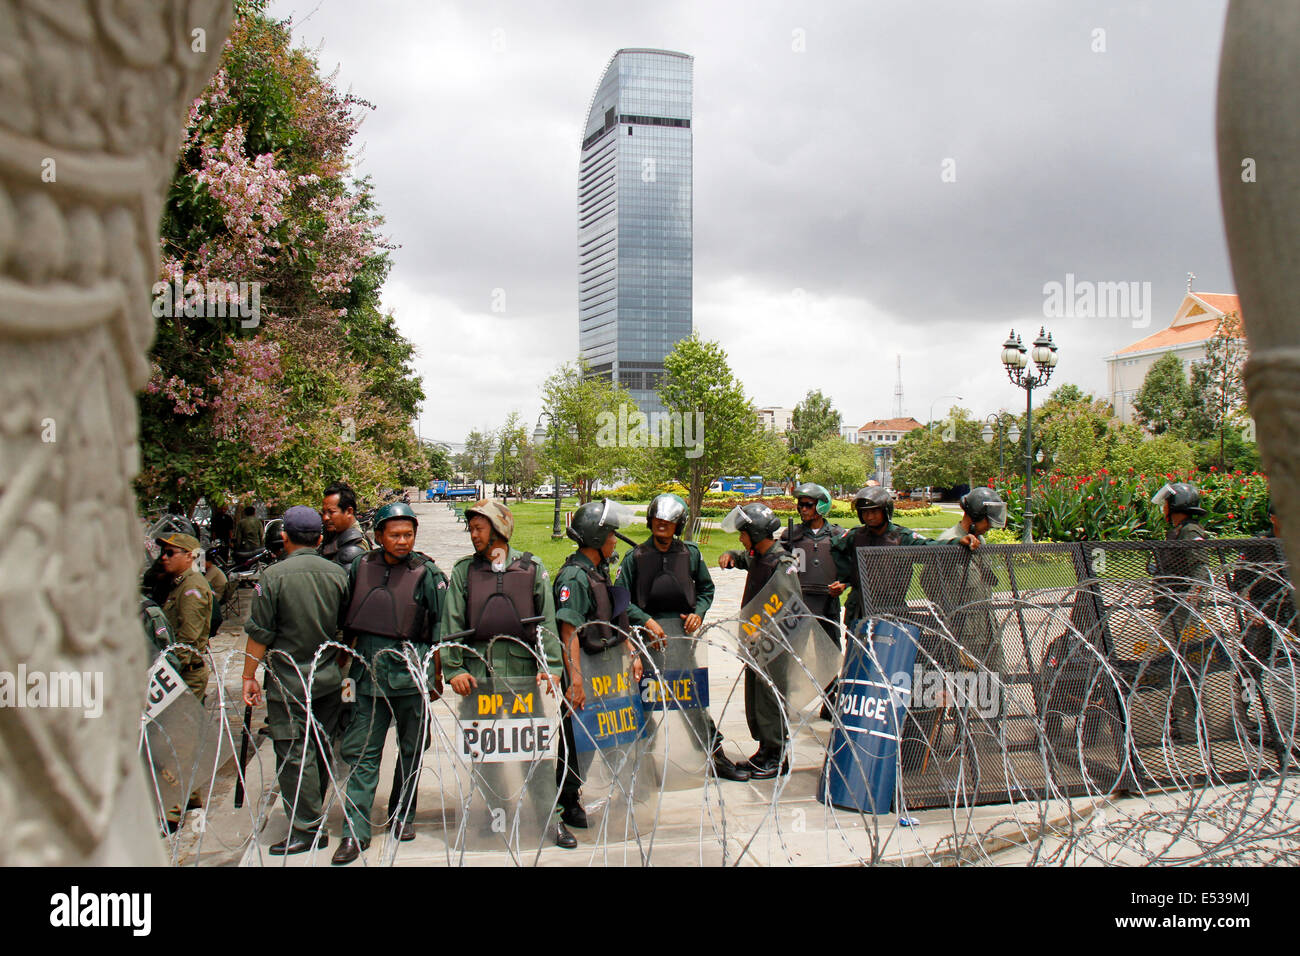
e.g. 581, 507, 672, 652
649, 496, 686, 525
598, 499, 636, 529
721, 506, 751, 534
1151, 483, 1176, 507
984, 500, 1007, 529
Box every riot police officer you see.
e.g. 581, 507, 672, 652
936, 487, 1005, 547
1150, 482, 1212, 740
719, 502, 797, 778
620, 493, 749, 781
778, 483, 848, 643
553, 499, 643, 827
931, 487, 1007, 671
332, 502, 446, 864
832, 487, 931, 636
321, 481, 370, 567
440, 500, 573, 847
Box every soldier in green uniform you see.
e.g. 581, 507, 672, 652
1151, 482, 1212, 740
332, 502, 446, 865
831, 487, 932, 636
440, 499, 572, 847
718, 503, 799, 778
153, 531, 213, 831
553, 499, 642, 827
241, 506, 350, 856
632, 494, 749, 781
929, 487, 1006, 671
233, 505, 263, 557
202, 552, 227, 636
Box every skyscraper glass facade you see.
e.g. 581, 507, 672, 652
578, 50, 692, 414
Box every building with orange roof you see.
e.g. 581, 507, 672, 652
1106, 289, 1242, 425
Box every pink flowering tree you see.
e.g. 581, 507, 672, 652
139, 3, 425, 513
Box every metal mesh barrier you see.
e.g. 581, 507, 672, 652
141, 537, 1300, 866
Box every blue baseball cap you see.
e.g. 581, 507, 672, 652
283, 504, 323, 537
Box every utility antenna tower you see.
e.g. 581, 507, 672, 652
893, 354, 904, 418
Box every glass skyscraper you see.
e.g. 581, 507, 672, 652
578, 49, 693, 414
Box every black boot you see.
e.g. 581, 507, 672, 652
743, 745, 789, 780
710, 742, 750, 782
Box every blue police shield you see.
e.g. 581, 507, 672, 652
735, 564, 842, 716
568, 640, 650, 827
450, 673, 560, 857
819, 619, 920, 813
638, 618, 712, 790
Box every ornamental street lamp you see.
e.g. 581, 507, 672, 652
1001, 327, 1058, 542
980, 412, 1020, 478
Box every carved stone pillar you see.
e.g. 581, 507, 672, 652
1217, 2, 1300, 569
0, 0, 230, 864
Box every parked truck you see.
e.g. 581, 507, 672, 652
427, 480, 479, 501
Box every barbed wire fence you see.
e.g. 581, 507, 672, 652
141, 538, 1300, 866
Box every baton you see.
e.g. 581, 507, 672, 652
440, 615, 545, 644
233, 702, 253, 808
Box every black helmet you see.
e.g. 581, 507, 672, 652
852, 486, 894, 522
1151, 482, 1205, 517
373, 501, 419, 534
263, 518, 285, 555
646, 493, 689, 535
721, 502, 781, 543
794, 482, 833, 517
960, 487, 1007, 528
567, 499, 636, 549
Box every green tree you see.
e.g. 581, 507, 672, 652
540, 360, 635, 504
1187, 311, 1248, 467
790, 389, 842, 455
806, 436, 870, 494
462, 429, 495, 490
490, 412, 529, 503
748, 428, 793, 485
1133, 353, 1193, 436
1131, 433, 1196, 475
654, 335, 762, 536
422, 440, 453, 481
894, 407, 994, 490
1034, 385, 1115, 475
138, 4, 424, 510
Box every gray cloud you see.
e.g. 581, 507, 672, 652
270, 0, 1234, 441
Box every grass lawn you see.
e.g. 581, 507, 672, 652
502, 498, 735, 572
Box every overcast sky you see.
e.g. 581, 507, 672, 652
269, 0, 1234, 448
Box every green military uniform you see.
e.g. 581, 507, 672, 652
234, 514, 263, 553
441, 547, 562, 682
554, 551, 626, 808
832, 521, 930, 631
162, 566, 213, 698
140, 597, 174, 664
338, 551, 447, 844
158, 565, 212, 824
244, 546, 350, 836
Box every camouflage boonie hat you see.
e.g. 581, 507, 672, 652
465, 499, 514, 540
157, 532, 201, 553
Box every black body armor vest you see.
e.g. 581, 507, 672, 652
344, 551, 429, 641
466, 552, 538, 645
632, 540, 696, 615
